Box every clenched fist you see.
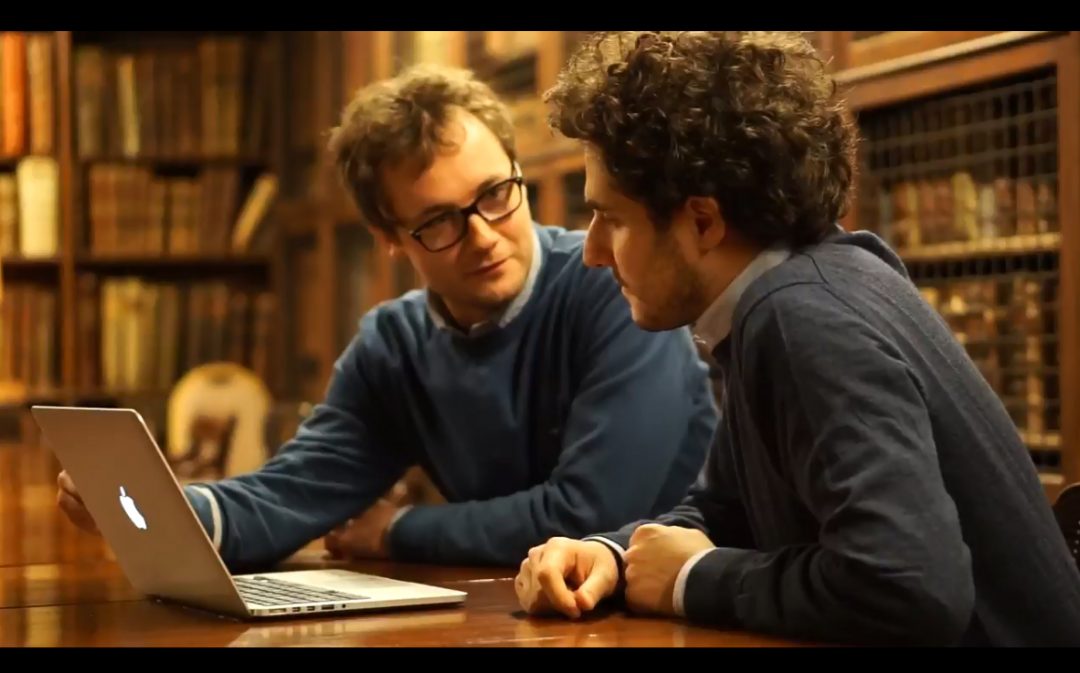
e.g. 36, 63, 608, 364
515, 537, 620, 619
624, 524, 714, 616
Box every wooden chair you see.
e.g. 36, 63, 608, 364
166, 363, 272, 480
1053, 483, 1080, 572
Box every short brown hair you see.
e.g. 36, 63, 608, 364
545, 31, 858, 248
328, 64, 517, 233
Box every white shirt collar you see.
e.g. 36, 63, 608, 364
427, 227, 542, 337
692, 245, 792, 352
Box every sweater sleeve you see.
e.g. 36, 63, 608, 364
184, 335, 409, 572
683, 285, 975, 646
388, 278, 716, 566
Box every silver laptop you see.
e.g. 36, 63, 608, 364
30, 405, 466, 620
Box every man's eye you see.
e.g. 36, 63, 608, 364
425, 213, 457, 229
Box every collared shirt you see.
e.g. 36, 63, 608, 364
690, 245, 793, 353
426, 227, 543, 337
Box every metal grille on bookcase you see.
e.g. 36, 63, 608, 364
855, 69, 1062, 478
563, 171, 588, 231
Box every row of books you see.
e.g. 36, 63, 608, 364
80, 277, 277, 394
74, 35, 273, 159
862, 173, 1057, 251
1, 32, 55, 157
0, 283, 57, 392
0, 278, 279, 398
2, 159, 277, 258
0, 157, 58, 258
87, 165, 276, 255
920, 275, 1058, 441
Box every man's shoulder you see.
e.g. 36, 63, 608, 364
343, 290, 431, 361
737, 232, 913, 328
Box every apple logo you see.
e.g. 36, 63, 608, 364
119, 486, 148, 531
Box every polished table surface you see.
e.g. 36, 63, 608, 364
0, 442, 813, 647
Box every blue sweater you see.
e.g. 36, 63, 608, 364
186, 224, 716, 570
598, 231, 1080, 646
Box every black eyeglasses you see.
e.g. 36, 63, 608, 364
406, 174, 526, 252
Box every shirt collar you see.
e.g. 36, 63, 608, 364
692, 245, 792, 352
427, 227, 543, 337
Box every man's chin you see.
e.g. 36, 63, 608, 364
627, 300, 687, 333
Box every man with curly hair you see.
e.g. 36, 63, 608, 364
514, 31, 1080, 647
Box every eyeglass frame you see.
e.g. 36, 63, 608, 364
402, 166, 527, 253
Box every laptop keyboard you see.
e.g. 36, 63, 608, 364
235, 576, 369, 607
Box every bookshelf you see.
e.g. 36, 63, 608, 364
0, 31, 286, 442
834, 30, 1080, 500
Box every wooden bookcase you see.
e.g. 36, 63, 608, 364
831, 31, 1080, 500
0, 31, 289, 443
271, 31, 1080, 500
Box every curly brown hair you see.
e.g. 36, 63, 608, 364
328, 64, 517, 233
545, 31, 858, 248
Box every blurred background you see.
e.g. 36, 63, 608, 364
0, 30, 1075, 508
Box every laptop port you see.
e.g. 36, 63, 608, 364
306, 606, 316, 611
291, 607, 301, 613
321, 605, 334, 611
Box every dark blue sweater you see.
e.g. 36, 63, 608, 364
599, 231, 1080, 646
186, 224, 716, 570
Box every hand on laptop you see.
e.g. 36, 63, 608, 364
515, 538, 620, 619
56, 470, 100, 535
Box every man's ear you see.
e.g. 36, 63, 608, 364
685, 196, 726, 251
370, 225, 403, 257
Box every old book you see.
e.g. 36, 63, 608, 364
231, 173, 277, 252
2, 33, 27, 156
1035, 181, 1055, 234
0, 173, 17, 256
199, 38, 219, 156
15, 156, 58, 258
977, 184, 996, 241
115, 54, 139, 158
26, 34, 55, 155
74, 46, 106, 158
933, 178, 954, 243
1015, 179, 1037, 236
992, 178, 1015, 238
891, 181, 920, 249
77, 274, 100, 390
951, 172, 978, 241
156, 284, 181, 390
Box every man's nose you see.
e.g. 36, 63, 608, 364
467, 214, 500, 250
582, 222, 612, 268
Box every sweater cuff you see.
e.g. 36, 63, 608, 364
388, 505, 413, 534
582, 535, 625, 559
683, 546, 757, 625
673, 547, 715, 616
185, 485, 223, 550
386, 503, 434, 562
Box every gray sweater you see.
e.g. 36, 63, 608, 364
598, 230, 1080, 646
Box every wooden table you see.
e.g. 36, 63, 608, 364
0, 443, 811, 647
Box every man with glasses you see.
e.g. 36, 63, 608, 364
55, 64, 717, 571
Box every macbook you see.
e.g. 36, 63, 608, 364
31, 405, 466, 620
